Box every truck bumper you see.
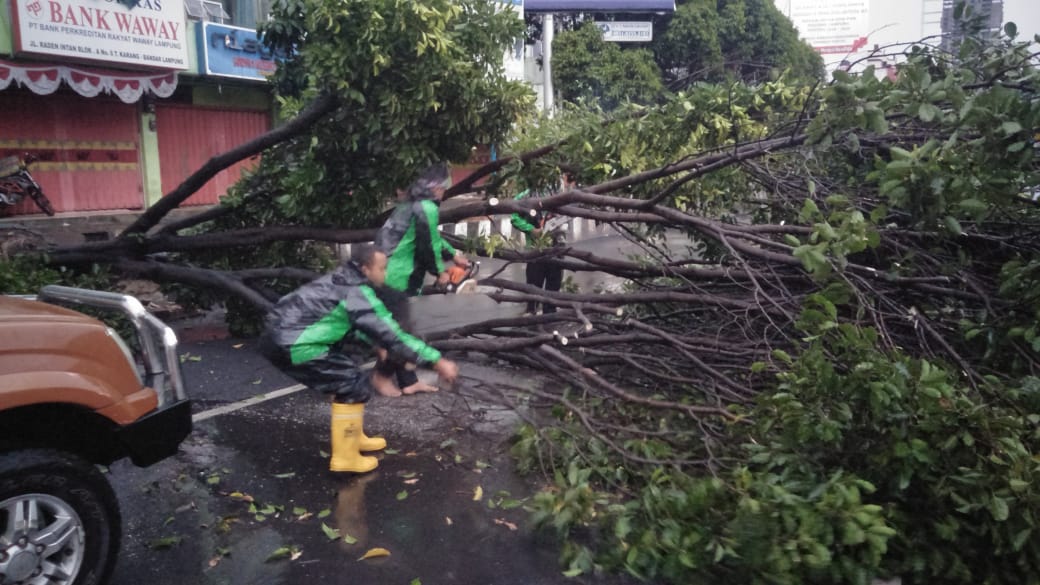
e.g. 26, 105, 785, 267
117, 399, 193, 467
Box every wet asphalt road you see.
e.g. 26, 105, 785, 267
105, 338, 637, 585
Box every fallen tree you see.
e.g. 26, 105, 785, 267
6, 7, 1040, 584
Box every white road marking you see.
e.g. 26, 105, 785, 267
190, 360, 378, 422
192, 384, 307, 422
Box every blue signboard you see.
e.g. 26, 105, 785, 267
197, 22, 280, 81
524, 0, 674, 12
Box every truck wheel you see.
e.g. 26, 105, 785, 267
0, 450, 120, 585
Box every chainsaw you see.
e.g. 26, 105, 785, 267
441, 261, 480, 294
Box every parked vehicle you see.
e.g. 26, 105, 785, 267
0, 155, 55, 216
0, 286, 191, 585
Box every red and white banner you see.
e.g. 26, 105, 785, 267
0, 59, 177, 103
12, 0, 189, 69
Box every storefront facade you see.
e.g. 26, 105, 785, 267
0, 0, 273, 231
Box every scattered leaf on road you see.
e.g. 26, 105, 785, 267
319, 449, 330, 458
445, 517, 453, 526
410, 579, 422, 585
265, 547, 292, 562
403, 478, 419, 485
475, 460, 490, 470
343, 533, 358, 545
274, 472, 296, 479
252, 379, 262, 385
206, 475, 220, 485
405, 451, 418, 457
149, 536, 182, 550
321, 522, 340, 541
318, 508, 331, 519
292, 506, 307, 516
358, 547, 391, 561
396, 490, 409, 500
472, 486, 483, 501
291, 549, 303, 561
384, 448, 400, 455
399, 471, 416, 479
232, 343, 244, 349
494, 518, 518, 531
228, 491, 254, 502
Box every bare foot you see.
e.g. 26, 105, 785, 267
371, 372, 402, 397
401, 381, 439, 395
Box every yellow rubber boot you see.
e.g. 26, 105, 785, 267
359, 424, 387, 453
329, 403, 378, 473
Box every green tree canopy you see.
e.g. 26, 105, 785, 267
552, 21, 665, 109
546, 0, 823, 107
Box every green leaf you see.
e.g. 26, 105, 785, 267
943, 216, 963, 236
343, 533, 358, 545
274, 472, 296, 479
397, 490, 409, 500
265, 546, 292, 562
918, 103, 941, 123
1001, 121, 1023, 136
988, 497, 1010, 522
149, 536, 182, 550
321, 522, 341, 541
318, 509, 332, 519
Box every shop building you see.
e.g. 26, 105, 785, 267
0, 0, 274, 243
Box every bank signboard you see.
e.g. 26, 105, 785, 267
198, 22, 278, 81
597, 21, 652, 42
11, 0, 189, 69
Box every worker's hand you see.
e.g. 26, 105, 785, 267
453, 252, 470, 267
375, 347, 389, 362
436, 271, 451, 287
433, 358, 459, 386
531, 228, 542, 237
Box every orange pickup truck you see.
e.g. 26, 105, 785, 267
0, 285, 191, 585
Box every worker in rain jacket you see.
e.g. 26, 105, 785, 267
375, 162, 468, 393
510, 172, 577, 315
260, 244, 459, 473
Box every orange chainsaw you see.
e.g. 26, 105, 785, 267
441, 261, 480, 294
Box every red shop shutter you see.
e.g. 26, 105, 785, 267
156, 104, 270, 206
0, 89, 143, 214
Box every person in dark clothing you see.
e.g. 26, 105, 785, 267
376, 162, 468, 393
260, 245, 458, 473
510, 172, 577, 315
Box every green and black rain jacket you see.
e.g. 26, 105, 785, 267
376, 193, 456, 295
264, 262, 441, 367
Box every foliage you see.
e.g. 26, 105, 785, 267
0, 256, 113, 295
543, 0, 823, 107
257, 0, 534, 226
506, 25, 1040, 585
515, 303, 1040, 584
652, 0, 823, 88
552, 22, 665, 109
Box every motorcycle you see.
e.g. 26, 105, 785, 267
0, 154, 56, 216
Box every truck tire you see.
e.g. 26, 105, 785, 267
0, 449, 121, 585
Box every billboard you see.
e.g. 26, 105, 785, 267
597, 21, 652, 41
780, 0, 870, 54
198, 22, 279, 81
11, 0, 189, 69
524, 0, 674, 13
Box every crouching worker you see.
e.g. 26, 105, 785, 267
259, 244, 459, 473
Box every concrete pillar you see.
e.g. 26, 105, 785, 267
542, 14, 554, 113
